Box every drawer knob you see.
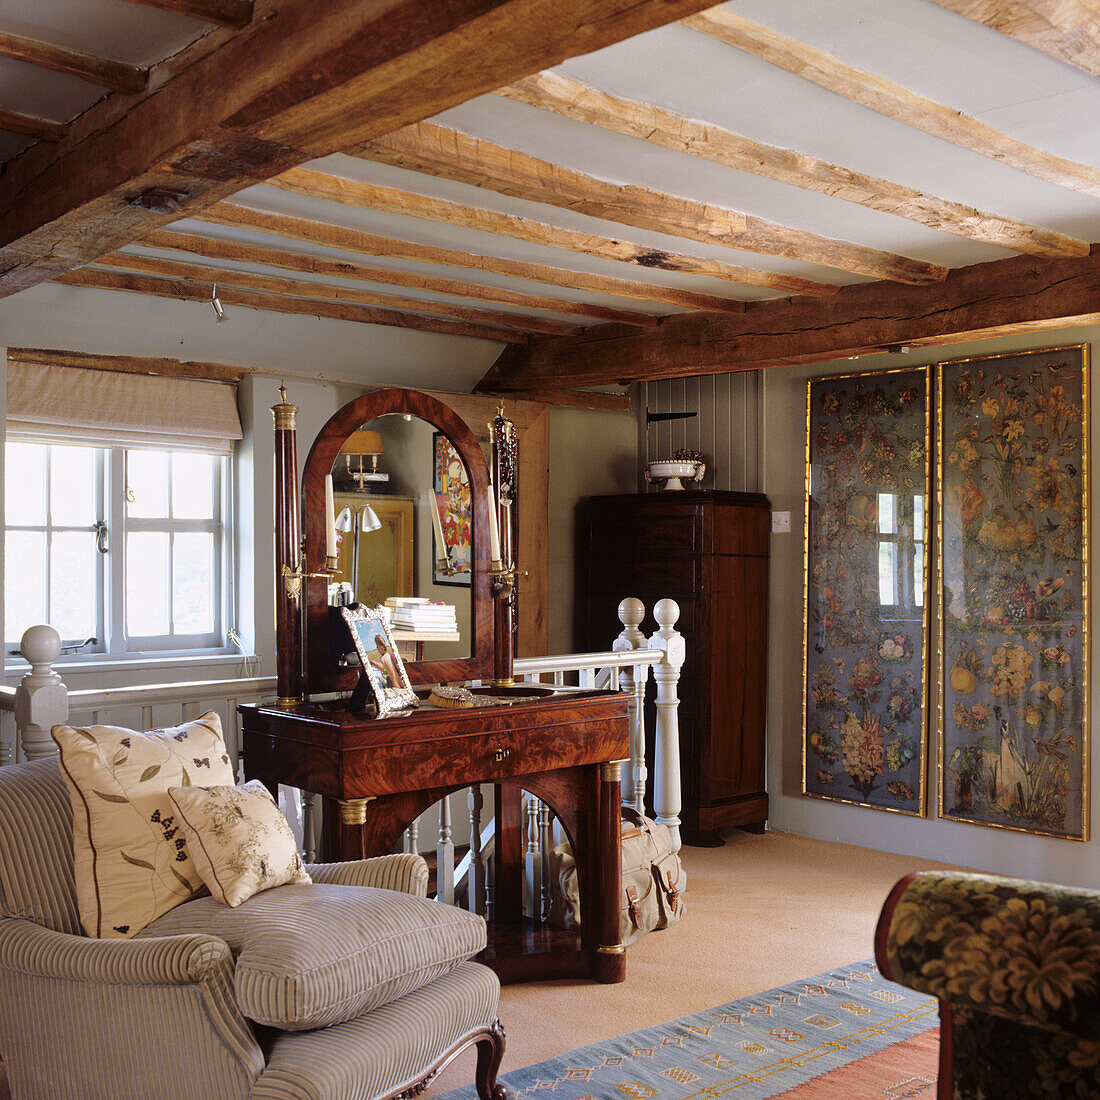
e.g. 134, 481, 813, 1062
494, 747, 510, 762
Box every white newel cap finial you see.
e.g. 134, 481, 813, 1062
15, 625, 68, 762
21, 625, 63, 675
613, 597, 647, 654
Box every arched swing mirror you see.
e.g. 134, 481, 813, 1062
301, 388, 493, 694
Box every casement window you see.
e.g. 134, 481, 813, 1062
4, 360, 241, 659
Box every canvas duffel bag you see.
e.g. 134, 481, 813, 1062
547, 807, 686, 945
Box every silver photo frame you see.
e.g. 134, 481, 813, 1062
340, 604, 419, 717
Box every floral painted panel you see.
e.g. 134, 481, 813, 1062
939, 345, 1088, 840
803, 368, 930, 815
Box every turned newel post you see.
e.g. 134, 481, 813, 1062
648, 598, 685, 853
613, 597, 648, 811
272, 385, 303, 706
14, 625, 68, 761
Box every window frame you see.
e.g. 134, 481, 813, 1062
4, 442, 235, 661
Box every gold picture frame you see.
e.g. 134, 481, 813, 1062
802, 366, 932, 816
340, 604, 419, 718
938, 343, 1089, 840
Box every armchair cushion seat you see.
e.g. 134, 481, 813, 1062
139, 882, 488, 1031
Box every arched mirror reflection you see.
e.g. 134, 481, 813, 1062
327, 413, 472, 664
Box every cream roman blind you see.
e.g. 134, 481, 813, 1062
6, 361, 243, 455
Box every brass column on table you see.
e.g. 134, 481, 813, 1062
272, 385, 302, 706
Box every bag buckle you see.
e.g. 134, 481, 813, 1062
626, 885, 642, 928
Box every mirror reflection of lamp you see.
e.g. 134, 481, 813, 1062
341, 430, 388, 487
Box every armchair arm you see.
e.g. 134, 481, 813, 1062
307, 852, 429, 897
0, 919, 264, 1100
876, 871, 1100, 1038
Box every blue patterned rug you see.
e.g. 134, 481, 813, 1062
441, 961, 938, 1100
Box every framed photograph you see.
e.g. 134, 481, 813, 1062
802, 367, 931, 816
340, 604, 419, 718
939, 344, 1089, 840
432, 431, 472, 586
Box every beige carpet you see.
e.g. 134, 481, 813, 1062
0, 831, 958, 1098
426, 828, 960, 1096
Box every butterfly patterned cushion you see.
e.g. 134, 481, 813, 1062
168, 780, 311, 907
50, 711, 235, 938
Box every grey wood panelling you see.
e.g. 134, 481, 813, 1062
636, 372, 763, 493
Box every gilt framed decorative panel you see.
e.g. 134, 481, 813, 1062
802, 368, 931, 816
939, 344, 1089, 840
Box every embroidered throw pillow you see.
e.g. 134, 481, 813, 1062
51, 711, 235, 939
168, 780, 311, 907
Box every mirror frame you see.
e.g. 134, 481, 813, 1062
302, 387, 493, 694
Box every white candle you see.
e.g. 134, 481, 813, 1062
430, 491, 447, 560
324, 475, 337, 559
486, 484, 501, 563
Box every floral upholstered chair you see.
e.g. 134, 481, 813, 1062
0, 755, 508, 1100
876, 871, 1100, 1100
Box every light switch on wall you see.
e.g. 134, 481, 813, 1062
771, 510, 791, 533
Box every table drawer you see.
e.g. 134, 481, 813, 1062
343, 717, 629, 796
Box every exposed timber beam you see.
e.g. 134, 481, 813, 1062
54, 268, 529, 344
0, 108, 67, 143
682, 8, 1100, 198
117, 0, 253, 29
927, 0, 1100, 79
198, 203, 751, 315
270, 166, 936, 286
480, 387, 630, 410
0, 33, 148, 95
138, 228, 659, 327
497, 71, 1087, 259
0, 0, 724, 296
96, 250, 581, 335
359, 122, 844, 295
477, 246, 1100, 389
9, 347, 247, 382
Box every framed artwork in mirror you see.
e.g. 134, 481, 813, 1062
340, 604, 419, 717
432, 431, 472, 586
802, 367, 931, 816
939, 344, 1089, 840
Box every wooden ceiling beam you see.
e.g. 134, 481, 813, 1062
139, 227, 659, 327
358, 122, 847, 295
477, 245, 1100, 389
479, 386, 629, 411
682, 8, 1100, 197
498, 71, 1087, 259
0, 33, 148, 95
927, 0, 1100, 79
0, 0, 723, 296
270, 165, 936, 286
9, 347, 247, 382
199, 202, 747, 314
116, 0, 253, 29
0, 107, 67, 143
54, 267, 529, 343
95, 250, 581, 335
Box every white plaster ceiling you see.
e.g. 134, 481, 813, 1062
3, 0, 1099, 391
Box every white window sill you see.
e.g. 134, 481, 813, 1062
4, 651, 263, 687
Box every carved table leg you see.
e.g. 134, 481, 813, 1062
593, 760, 626, 983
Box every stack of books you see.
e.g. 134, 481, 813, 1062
385, 597, 458, 634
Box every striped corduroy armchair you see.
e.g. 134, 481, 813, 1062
0, 756, 507, 1100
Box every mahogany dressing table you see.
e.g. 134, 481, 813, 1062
240, 387, 628, 983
